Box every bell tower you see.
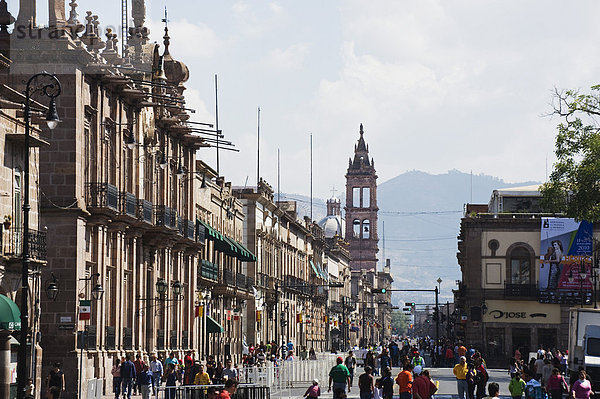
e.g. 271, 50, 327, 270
345, 123, 378, 271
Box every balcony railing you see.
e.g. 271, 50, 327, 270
200, 260, 218, 281
223, 269, 234, 285
120, 192, 137, 217
0, 226, 47, 260
246, 276, 255, 290
138, 199, 153, 224
504, 283, 538, 298
256, 272, 270, 288
154, 206, 177, 229
86, 183, 119, 211
236, 273, 247, 289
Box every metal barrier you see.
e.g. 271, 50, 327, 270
157, 383, 269, 399
239, 353, 339, 390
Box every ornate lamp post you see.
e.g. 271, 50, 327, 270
17, 72, 61, 399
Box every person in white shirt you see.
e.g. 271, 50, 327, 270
149, 355, 163, 395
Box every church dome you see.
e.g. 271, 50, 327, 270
317, 215, 344, 238
162, 27, 189, 86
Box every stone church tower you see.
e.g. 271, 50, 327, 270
345, 124, 379, 271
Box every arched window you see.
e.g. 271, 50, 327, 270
510, 246, 531, 284
353, 219, 360, 238
362, 219, 370, 239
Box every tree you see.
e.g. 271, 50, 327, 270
390, 311, 409, 335
541, 85, 600, 222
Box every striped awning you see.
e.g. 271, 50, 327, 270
198, 219, 256, 262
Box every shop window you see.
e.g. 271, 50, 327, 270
509, 246, 532, 284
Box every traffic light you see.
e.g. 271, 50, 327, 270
280, 312, 287, 327
328, 282, 344, 288
371, 288, 386, 294
402, 307, 410, 311
405, 302, 415, 307
433, 309, 439, 322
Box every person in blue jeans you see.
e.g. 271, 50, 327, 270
149, 354, 163, 395
111, 358, 122, 399
120, 354, 137, 398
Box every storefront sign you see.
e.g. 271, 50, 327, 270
482, 300, 561, 324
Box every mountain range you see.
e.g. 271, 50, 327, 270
283, 169, 540, 306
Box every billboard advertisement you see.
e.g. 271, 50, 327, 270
539, 218, 593, 304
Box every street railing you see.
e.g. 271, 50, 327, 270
239, 353, 339, 390
156, 383, 269, 398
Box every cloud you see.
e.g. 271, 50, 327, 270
147, 18, 223, 59
255, 42, 311, 70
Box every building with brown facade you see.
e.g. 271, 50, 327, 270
456, 186, 600, 367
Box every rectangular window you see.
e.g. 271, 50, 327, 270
362, 187, 370, 208
353, 187, 360, 207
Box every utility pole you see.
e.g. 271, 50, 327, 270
435, 287, 440, 365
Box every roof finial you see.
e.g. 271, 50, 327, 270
360, 123, 364, 135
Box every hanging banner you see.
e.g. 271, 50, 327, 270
79, 300, 91, 320
539, 218, 593, 304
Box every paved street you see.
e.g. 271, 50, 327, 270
271, 365, 513, 399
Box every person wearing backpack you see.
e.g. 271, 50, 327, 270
475, 358, 489, 399
546, 368, 568, 399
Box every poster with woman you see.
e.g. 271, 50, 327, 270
539, 218, 593, 296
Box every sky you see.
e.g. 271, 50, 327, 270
14, 0, 600, 200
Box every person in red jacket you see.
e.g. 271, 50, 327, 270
217, 378, 238, 399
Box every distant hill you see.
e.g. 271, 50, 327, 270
378, 169, 539, 305
283, 169, 540, 305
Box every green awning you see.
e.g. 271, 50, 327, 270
318, 262, 329, 281
198, 220, 237, 257
310, 260, 322, 279
226, 238, 257, 262
0, 294, 21, 331
206, 315, 224, 334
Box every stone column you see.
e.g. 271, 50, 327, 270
16, 0, 35, 28
48, 0, 66, 28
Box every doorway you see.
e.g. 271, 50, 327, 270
512, 328, 531, 360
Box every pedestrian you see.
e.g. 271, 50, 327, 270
546, 368, 568, 399
304, 378, 322, 398
137, 364, 153, 399
25, 378, 35, 399
165, 352, 179, 367
570, 370, 594, 399
522, 367, 544, 399
309, 347, 317, 360
111, 358, 122, 399
412, 352, 425, 368
222, 358, 239, 380
120, 354, 137, 399
193, 363, 211, 385
453, 356, 468, 399
164, 363, 179, 399
466, 362, 477, 399
484, 382, 500, 399
475, 358, 488, 399
379, 349, 392, 372
413, 369, 437, 399
133, 354, 145, 395
216, 378, 238, 399
45, 362, 65, 399
358, 366, 375, 399
328, 356, 352, 399
345, 350, 357, 387
149, 354, 163, 394
380, 368, 394, 399
508, 371, 526, 399
395, 363, 414, 399
541, 359, 553, 388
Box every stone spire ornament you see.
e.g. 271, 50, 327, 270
49, 0, 66, 28
16, 0, 35, 29
81, 11, 105, 52
66, 0, 84, 38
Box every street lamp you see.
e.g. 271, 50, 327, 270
77, 272, 103, 399
17, 72, 61, 399
45, 273, 59, 301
